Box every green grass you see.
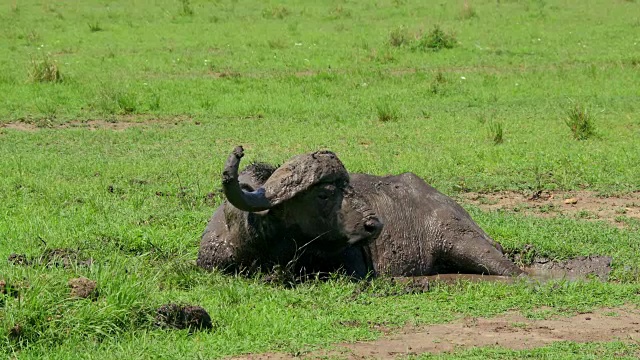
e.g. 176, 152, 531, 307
414, 341, 640, 359
1, 0, 640, 358
565, 103, 597, 140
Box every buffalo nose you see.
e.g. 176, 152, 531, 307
364, 218, 383, 235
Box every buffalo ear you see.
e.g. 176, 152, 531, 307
261, 151, 349, 205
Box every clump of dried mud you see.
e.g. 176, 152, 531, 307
154, 303, 213, 332
68, 277, 98, 300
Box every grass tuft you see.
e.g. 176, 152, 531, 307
263, 6, 290, 19
96, 88, 138, 115
267, 38, 287, 50
328, 5, 351, 19
376, 102, 398, 122
179, 0, 194, 16
388, 26, 411, 47
148, 93, 161, 111
488, 121, 504, 145
565, 103, 596, 140
430, 71, 448, 94
626, 57, 640, 67
459, 0, 477, 19
413, 26, 457, 51
88, 21, 103, 32
28, 55, 63, 83
35, 98, 58, 121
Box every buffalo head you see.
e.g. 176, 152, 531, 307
222, 146, 382, 253
197, 146, 383, 273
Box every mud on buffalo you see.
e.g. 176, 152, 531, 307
197, 146, 523, 278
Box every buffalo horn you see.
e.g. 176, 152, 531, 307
222, 146, 273, 212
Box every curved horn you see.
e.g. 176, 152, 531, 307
222, 146, 273, 212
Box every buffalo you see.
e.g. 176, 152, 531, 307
197, 146, 523, 278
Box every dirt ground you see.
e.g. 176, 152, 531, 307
1, 118, 190, 131
461, 190, 640, 227
233, 307, 640, 359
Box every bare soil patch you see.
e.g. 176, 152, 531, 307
1, 117, 190, 131
233, 307, 640, 359
2, 122, 39, 132
461, 190, 640, 227
63, 120, 148, 131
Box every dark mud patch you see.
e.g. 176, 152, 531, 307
231, 307, 640, 359
461, 190, 640, 227
154, 303, 213, 332
68, 277, 98, 300
8, 323, 24, 342
508, 244, 613, 281
7, 253, 29, 266
8, 248, 93, 269
524, 255, 612, 281
347, 255, 613, 303
404, 255, 612, 286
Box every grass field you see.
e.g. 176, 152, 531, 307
1, 0, 640, 358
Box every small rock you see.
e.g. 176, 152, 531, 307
155, 303, 213, 332
564, 198, 578, 205
68, 277, 98, 299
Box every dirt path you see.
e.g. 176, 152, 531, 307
234, 307, 640, 359
461, 190, 640, 227
0, 117, 190, 131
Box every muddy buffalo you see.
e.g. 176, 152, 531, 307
197, 146, 523, 278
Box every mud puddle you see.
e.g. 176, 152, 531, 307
461, 190, 640, 227
383, 255, 612, 294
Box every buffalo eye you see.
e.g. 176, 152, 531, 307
318, 190, 332, 200
317, 184, 336, 201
